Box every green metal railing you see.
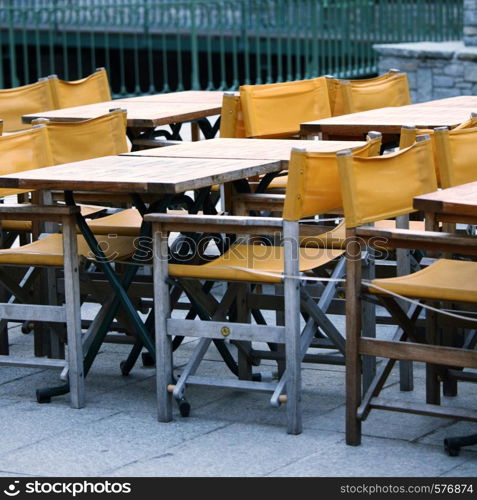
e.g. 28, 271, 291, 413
0, 0, 463, 95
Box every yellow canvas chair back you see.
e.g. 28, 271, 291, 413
399, 114, 477, 187
219, 92, 246, 138
337, 136, 437, 229
48, 68, 112, 109
0, 79, 56, 132
434, 122, 477, 189
240, 77, 331, 138
329, 69, 402, 117
339, 72, 410, 115
282, 132, 382, 221
399, 113, 477, 149
0, 125, 53, 198
32, 109, 128, 165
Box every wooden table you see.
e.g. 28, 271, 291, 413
301, 96, 477, 140
0, 154, 281, 401
414, 181, 477, 226
22, 90, 224, 141
122, 137, 367, 167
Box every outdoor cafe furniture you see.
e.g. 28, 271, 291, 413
0, 68, 111, 133
325, 69, 408, 117
300, 96, 477, 141
21, 91, 224, 144
0, 153, 283, 405
338, 137, 477, 446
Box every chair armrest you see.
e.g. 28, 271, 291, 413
0, 204, 80, 221
232, 193, 285, 213
144, 213, 284, 235
356, 227, 477, 257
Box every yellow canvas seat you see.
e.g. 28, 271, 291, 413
370, 259, 477, 304
0, 79, 56, 132
169, 244, 343, 283
240, 77, 331, 138
48, 68, 112, 108
337, 135, 477, 446
0, 233, 136, 267
300, 220, 347, 249
86, 208, 142, 236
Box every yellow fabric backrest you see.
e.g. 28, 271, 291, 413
330, 70, 401, 117
399, 115, 477, 186
337, 138, 437, 228
341, 72, 411, 115
399, 126, 440, 185
219, 93, 246, 138
240, 77, 331, 138
0, 126, 53, 198
32, 109, 128, 165
282, 133, 382, 221
49, 68, 112, 109
0, 79, 56, 132
435, 125, 477, 189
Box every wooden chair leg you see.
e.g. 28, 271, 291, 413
236, 284, 253, 380
346, 236, 362, 446
274, 284, 286, 378
361, 247, 376, 393
153, 224, 173, 422
283, 220, 302, 435
62, 217, 85, 409
425, 305, 441, 406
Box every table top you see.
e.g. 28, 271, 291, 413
22, 92, 223, 129
116, 90, 224, 105
0, 155, 281, 195
413, 182, 477, 222
122, 138, 367, 166
301, 96, 477, 137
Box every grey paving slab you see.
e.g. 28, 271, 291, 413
0, 411, 227, 477
108, 423, 344, 477
0, 471, 33, 477
0, 401, 116, 456
86, 370, 230, 414
418, 421, 477, 452
305, 400, 452, 442
190, 366, 346, 429
440, 459, 477, 477
270, 436, 473, 477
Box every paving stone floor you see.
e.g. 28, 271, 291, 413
0, 308, 475, 478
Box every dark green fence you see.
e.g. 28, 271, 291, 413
0, 0, 463, 95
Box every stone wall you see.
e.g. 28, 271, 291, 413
374, 41, 477, 103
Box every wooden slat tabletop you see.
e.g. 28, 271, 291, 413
116, 90, 225, 105
0, 155, 281, 195
301, 96, 477, 137
413, 181, 477, 222
122, 137, 366, 165
22, 100, 222, 129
